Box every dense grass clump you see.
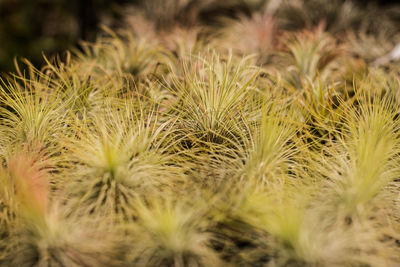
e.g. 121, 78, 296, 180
1, 0, 400, 266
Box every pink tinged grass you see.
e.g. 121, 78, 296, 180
8, 150, 49, 219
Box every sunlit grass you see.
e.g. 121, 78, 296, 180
1, 1, 400, 265
61, 100, 184, 221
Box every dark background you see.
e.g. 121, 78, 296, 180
0, 0, 137, 73
0, 0, 398, 74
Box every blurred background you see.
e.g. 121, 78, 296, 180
0, 0, 136, 73
0, 0, 398, 74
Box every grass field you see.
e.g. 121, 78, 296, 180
1, 0, 400, 266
